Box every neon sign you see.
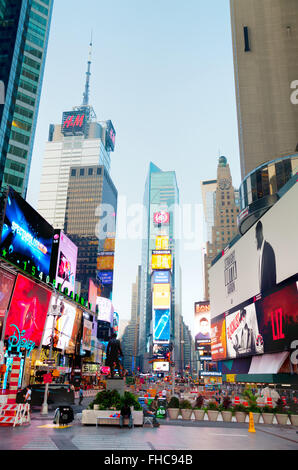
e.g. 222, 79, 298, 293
8, 324, 35, 355
11, 221, 47, 254
62, 114, 85, 129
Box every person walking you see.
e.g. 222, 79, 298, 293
79, 385, 84, 405
24, 386, 32, 405
105, 333, 124, 378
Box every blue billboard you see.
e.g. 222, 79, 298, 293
153, 270, 171, 284
97, 270, 113, 285
153, 309, 170, 343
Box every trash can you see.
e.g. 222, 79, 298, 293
53, 406, 74, 425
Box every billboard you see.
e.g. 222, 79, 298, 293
0, 187, 54, 284
97, 270, 113, 286
0, 268, 15, 318
97, 252, 114, 271
96, 296, 114, 324
88, 279, 98, 313
155, 236, 169, 250
153, 308, 170, 343
152, 251, 172, 270
209, 182, 298, 320
194, 301, 211, 351
225, 302, 264, 359
211, 317, 227, 361
42, 296, 77, 350
153, 211, 170, 225
153, 284, 171, 309
61, 110, 88, 136
82, 319, 92, 351
152, 271, 170, 284
65, 307, 83, 354
105, 120, 116, 152
4, 274, 52, 347
50, 230, 77, 293
153, 361, 170, 372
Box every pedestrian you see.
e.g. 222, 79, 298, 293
120, 401, 133, 429
141, 399, 160, 427
79, 385, 84, 405
24, 386, 32, 405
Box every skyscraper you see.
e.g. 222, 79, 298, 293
230, 0, 298, 178
138, 162, 181, 372
0, 0, 54, 197
37, 41, 116, 229
203, 156, 240, 300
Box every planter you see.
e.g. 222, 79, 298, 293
194, 409, 205, 421
181, 409, 192, 420
289, 414, 298, 427
93, 405, 100, 410
167, 408, 180, 420
82, 409, 143, 426
262, 413, 274, 425
251, 412, 261, 424
207, 410, 219, 422
235, 412, 247, 423
275, 413, 289, 425
221, 411, 232, 422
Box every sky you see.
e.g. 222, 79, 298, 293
27, 0, 241, 335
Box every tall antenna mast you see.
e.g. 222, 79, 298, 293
82, 32, 92, 106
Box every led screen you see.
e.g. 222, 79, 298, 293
153, 284, 171, 309
82, 319, 92, 351
153, 271, 170, 284
153, 361, 169, 372
152, 252, 172, 270
97, 270, 113, 285
194, 302, 211, 351
0, 187, 54, 283
96, 297, 114, 324
42, 296, 76, 350
153, 309, 170, 343
0, 268, 15, 318
65, 307, 83, 354
50, 230, 77, 293
211, 317, 227, 361
61, 110, 87, 136
105, 120, 116, 152
4, 274, 52, 347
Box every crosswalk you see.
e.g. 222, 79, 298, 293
72, 435, 152, 450
22, 438, 58, 450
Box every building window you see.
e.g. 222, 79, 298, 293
97, 168, 102, 175
244, 26, 250, 52
71, 169, 76, 177
80, 168, 85, 176
88, 168, 93, 176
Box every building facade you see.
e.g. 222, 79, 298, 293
0, 0, 53, 197
230, 0, 298, 179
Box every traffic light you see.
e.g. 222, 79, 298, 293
166, 352, 171, 362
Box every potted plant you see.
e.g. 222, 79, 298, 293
261, 405, 274, 425
274, 399, 289, 425
206, 401, 219, 422
167, 396, 180, 420
219, 396, 233, 422
193, 395, 205, 421
233, 403, 247, 423
179, 399, 193, 420
244, 390, 262, 424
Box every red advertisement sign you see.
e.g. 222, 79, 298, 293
153, 211, 170, 225
4, 274, 52, 346
211, 317, 227, 361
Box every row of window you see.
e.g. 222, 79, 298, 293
71, 167, 102, 177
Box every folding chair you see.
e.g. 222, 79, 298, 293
143, 415, 154, 427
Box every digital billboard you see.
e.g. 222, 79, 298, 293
61, 110, 88, 136
4, 274, 52, 347
209, 182, 298, 320
152, 251, 172, 270
82, 319, 92, 351
105, 120, 116, 152
194, 301, 211, 351
152, 271, 170, 284
0, 187, 54, 284
211, 317, 227, 361
153, 211, 170, 225
155, 236, 169, 250
153, 284, 171, 309
66, 307, 83, 354
97, 252, 114, 271
96, 296, 114, 324
97, 270, 113, 286
153, 361, 170, 372
153, 309, 170, 343
152, 343, 169, 359
225, 302, 264, 359
0, 268, 15, 318
42, 296, 76, 350
88, 279, 98, 313
50, 230, 77, 293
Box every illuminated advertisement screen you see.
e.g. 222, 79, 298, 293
97, 270, 113, 285
194, 301, 211, 351
50, 230, 77, 293
153, 212, 170, 225
88, 279, 98, 313
42, 296, 76, 350
61, 110, 87, 136
256, 280, 298, 355
211, 317, 227, 361
225, 302, 264, 359
0, 187, 54, 284
153, 309, 170, 343
66, 307, 83, 354
153, 361, 170, 372
0, 268, 15, 318
82, 319, 92, 351
152, 251, 172, 270
153, 283, 171, 309
155, 236, 169, 250
105, 120, 116, 152
97, 253, 114, 271
4, 274, 52, 347
103, 237, 115, 251
96, 297, 114, 324
153, 271, 170, 284
152, 343, 169, 359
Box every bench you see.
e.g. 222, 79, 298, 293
96, 416, 134, 428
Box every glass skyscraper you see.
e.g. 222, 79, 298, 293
0, 0, 54, 197
138, 162, 182, 372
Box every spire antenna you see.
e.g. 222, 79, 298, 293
82, 33, 92, 106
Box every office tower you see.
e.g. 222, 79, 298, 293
203, 156, 240, 300
138, 162, 181, 372
180, 318, 196, 375
37, 41, 116, 229
0, 0, 54, 197
201, 180, 217, 244
230, 0, 298, 179
64, 164, 117, 299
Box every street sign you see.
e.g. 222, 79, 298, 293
43, 373, 52, 384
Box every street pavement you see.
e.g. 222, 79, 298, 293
0, 396, 297, 451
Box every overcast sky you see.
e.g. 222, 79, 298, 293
27, 0, 241, 335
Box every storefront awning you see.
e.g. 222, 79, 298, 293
248, 352, 289, 374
